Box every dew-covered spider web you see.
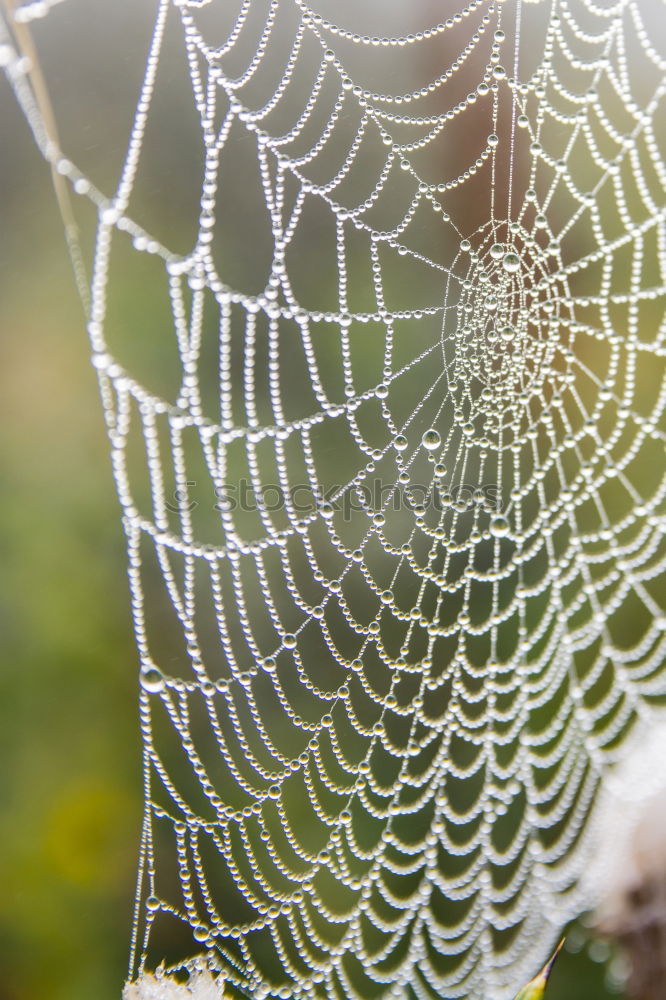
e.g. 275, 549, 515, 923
3, 0, 666, 996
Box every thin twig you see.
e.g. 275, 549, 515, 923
2, 0, 89, 313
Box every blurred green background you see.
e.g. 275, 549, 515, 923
0, 111, 141, 1000
0, 0, 650, 997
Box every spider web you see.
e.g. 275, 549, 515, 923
3, 0, 666, 996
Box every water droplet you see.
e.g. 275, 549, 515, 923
394, 434, 408, 451
489, 516, 510, 538
490, 243, 504, 260
460, 239, 471, 252
500, 326, 515, 341
91, 351, 111, 370
434, 463, 447, 478
503, 252, 520, 273
140, 667, 165, 693
422, 428, 441, 450
100, 206, 119, 226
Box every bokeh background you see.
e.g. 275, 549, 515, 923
0, 0, 658, 997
